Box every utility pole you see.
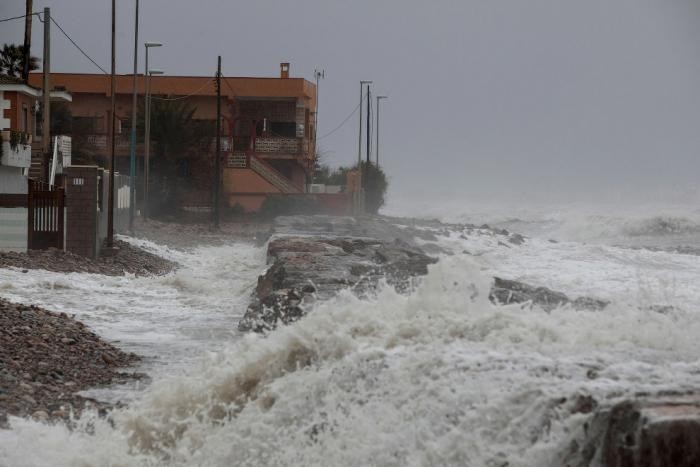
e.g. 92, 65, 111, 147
213, 56, 222, 229
313, 69, 324, 158
143, 41, 162, 220
41, 7, 50, 164
128, 0, 139, 232
356, 80, 371, 215
22, 0, 33, 82
366, 84, 371, 164
376, 95, 388, 168
107, 0, 116, 248
144, 62, 150, 219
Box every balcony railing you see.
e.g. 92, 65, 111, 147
87, 134, 132, 149
255, 136, 309, 156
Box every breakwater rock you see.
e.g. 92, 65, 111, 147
239, 216, 437, 332
490, 277, 610, 311
557, 394, 700, 467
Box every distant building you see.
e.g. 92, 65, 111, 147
28, 63, 317, 212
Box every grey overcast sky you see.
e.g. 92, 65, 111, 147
3, 0, 700, 205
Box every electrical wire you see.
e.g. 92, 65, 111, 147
0, 12, 40, 23
221, 75, 238, 97
150, 78, 213, 101
50, 16, 108, 74
317, 101, 361, 140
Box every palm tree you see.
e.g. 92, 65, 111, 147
0, 43, 39, 78
137, 98, 214, 215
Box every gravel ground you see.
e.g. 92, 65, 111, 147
132, 218, 271, 249
0, 298, 141, 426
0, 239, 176, 276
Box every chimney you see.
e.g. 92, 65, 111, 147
280, 62, 290, 79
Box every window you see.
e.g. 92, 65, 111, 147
270, 121, 296, 138
22, 104, 29, 133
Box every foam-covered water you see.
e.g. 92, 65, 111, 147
385, 196, 700, 249
2, 212, 700, 466
0, 237, 264, 401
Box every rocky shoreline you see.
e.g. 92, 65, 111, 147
239, 215, 609, 332
238, 215, 700, 466
2, 215, 699, 465
0, 298, 141, 427
239, 216, 438, 332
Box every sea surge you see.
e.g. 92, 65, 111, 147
2, 237, 700, 466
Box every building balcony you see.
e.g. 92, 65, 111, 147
0, 130, 32, 168
84, 133, 143, 157
232, 136, 311, 159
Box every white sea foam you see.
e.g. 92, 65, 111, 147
2, 243, 700, 466
0, 238, 265, 401
384, 196, 700, 249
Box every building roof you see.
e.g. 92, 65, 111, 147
27, 73, 317, 102
0, 75, 71, 101
0, 75, 27, 85
0, 74, 42, 97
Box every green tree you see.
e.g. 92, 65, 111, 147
0, 43, 38, 78
50, 102, 72, 135
361, 162, 388, 214
138, 98, 214, 215
312, 160, 388, 214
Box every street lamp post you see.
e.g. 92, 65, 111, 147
107, 0, 116, 249
143, 41, 162, 219
376, 95, 388, 168
357, 80, 372, 215
128, 0, 139, 231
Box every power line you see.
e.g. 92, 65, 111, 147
318, 101, 361, 140
50, 16, 108, 74
0, 12, 40, 23
150, 78, 213, 101
221, 75, 237, 96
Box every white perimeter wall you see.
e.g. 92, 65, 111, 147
0, 91, 10, 130
0, 166, 27, 194
0, 207, 27, 252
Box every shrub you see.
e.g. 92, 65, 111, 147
361, 162, 388, 214
260, 195, 326, 219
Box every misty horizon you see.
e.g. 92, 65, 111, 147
3, 0, 700, 205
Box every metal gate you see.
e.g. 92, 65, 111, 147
27, 179, 65, 250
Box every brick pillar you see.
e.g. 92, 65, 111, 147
65, 166, 99, 259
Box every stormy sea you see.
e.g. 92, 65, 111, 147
2, 201, 700, 466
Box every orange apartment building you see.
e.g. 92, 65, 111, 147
28, 63, 318, 212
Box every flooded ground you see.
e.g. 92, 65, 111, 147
1, 210, 699, 466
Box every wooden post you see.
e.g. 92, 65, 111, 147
27, 179, 34, 250
213, 56, 221, 228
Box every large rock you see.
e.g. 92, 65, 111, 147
489, 277, 609, 311
602, 397, 700, 467
239, 217, 437, 332
557, 395, 700, 467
